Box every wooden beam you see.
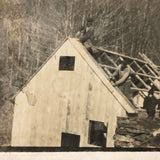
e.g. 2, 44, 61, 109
135, 72, 160, 80
131, 87, 160, 94
115, 57, 120, 63
128, 66, 150, 89
139, 52, 160, 76
131, 81, 138, 89
134, 61, 146, 74
95, 47, 148, 64
137, 65, 145, 73
99, 63, 147, 98
99, 52, 106, 58
99, 63, 160, 80
103, 67, 112, 76
136, 64, 151, 76
99, 64, 117, 70
149, 65, 160, 76
104, 54, 118, 67
133, 61, 155, 85
115, 57, 148, 89
145, 64, 157, 76
119, 57, 124, 61
131, 87, 148, 92
139, 53, 158, 68
93, 48, 160, 78
129, 61, 135, 67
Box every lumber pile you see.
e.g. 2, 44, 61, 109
114, 116, 160, 148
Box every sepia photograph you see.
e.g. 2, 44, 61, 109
0, 0, 160, 154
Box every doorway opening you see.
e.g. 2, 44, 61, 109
88, 120, 107, 147
61, 132, 80, 148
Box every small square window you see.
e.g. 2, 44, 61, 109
61, 132, 80, 148
59, 56, 75, 71
88, 120, 107, 147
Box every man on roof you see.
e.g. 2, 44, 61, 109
76, 18, 94, 52
110, 59, 133, 102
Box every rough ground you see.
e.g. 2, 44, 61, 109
0, 0, 160, 146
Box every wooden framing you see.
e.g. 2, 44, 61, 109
139, 53, 160, 76
99, 63, 160, 80
90, 47, 160, 108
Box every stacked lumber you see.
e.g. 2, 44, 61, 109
114, 116, 160, 148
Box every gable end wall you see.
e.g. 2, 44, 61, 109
11, 39, 127, 147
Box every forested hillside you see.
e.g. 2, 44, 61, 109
0, 0, 160, 145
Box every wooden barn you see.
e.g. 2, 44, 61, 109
11, 38, 160, 148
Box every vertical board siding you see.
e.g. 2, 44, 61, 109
12, 39, 127, 147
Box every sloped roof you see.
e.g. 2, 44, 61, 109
13, 37, 137, 114
87, 45, 160, 99
12, 37, 160, 113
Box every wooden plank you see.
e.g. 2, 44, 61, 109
134, 61, 146, 74
145, 64, 157, 76
135, 72, 160, 80
128, 66, 150, 89
139, 53, 158, 69
115, 57, 120, 63
96, 49, 157, 98
95, 47, 148, 64
149, 65, 160, 76
139, 53, 160, 76
100, 62, 160, 95
99, 64, 117, 70
100, 52, 106, 58
134, 61, 154, 85
135, 61, 156, 77
131, 81, 138, 89
104, 53, 118, 67
96, 49, 160, 78
98, 63, 160, 80
128, 61, 135, 67
103, 67, 112, 77
136, 64, 148, 74
119, 57, 124, 61
131, 87, 160, 94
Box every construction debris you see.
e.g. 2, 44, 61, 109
114, 116, 160, 148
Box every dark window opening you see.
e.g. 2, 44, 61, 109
88, 120, 107, 147
59, 56, 75, 71
61, 132, 80, 148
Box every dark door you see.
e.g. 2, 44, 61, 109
61, 132, 80, 148
88, 120, 107, 147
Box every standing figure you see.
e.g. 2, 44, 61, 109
76, 18, 94, 52
110, 59, 132, 102
143, 88, 159, 119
